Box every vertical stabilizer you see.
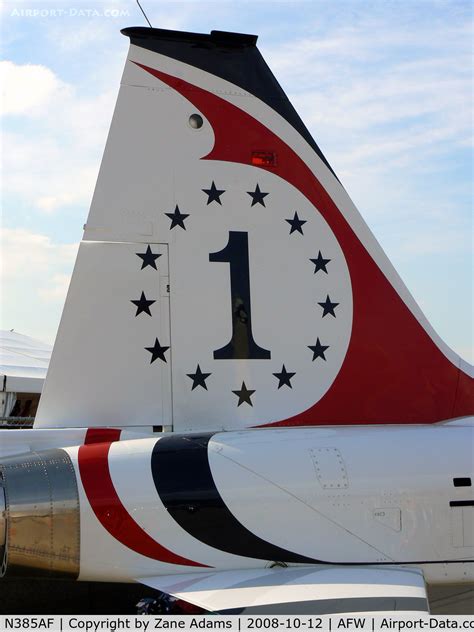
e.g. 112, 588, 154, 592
36, 28, 473, 430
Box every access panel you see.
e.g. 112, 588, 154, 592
36, 242, 171, 429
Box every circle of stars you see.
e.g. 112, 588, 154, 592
135, 178, 340, 406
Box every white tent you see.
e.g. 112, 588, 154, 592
0, 330, 52, 418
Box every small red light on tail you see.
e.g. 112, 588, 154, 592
251, 151, 277, 167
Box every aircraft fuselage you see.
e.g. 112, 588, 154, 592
1, 423, 472, 585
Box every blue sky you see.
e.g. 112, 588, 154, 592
1, 0, 472, 362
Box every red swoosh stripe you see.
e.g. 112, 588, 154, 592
78, 441, 208, 567
133, 62, 473, 424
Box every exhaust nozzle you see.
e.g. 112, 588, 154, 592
0, 449, 80, 579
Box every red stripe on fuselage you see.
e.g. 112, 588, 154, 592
78, 441, 208, 567
84, 428, 122, 444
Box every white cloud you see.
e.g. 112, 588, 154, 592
0, 60, 72, 116
48, 21, 112, 53
268, 21, 472, 174
38, 273, 72, 302
0, 227, 77, 283
2, 61, 117, 214
3, 127, 101, 213
0, 228, 78, 343
262, 18, 473, 270
37, 194, 77, 214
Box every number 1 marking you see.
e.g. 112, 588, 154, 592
210, 231, 271, 360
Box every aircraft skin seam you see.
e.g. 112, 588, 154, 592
151, 434, 320, 564
207, 435, 395, 561
121, 81, 256, 97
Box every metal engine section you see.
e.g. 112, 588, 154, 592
0, 448, 80, 579
0, 482, 6, 576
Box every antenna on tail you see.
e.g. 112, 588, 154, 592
136, 0, 152, 28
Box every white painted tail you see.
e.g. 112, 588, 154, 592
36, 28, 473, 430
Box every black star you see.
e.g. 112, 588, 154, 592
232, 381, 255, 407
145, 338, 170, 364
165, 205, 189, 230
310, 251, 331, 274
273, 364, 296, 389
247, 184, 269, 207
202, 181, 225, 205
285, 212, 306, 235
136, 245, 161, 270
186, 364, 212, 390
308, 338, 329, 361
318, 295, 339, 318
131, 291, 156, 317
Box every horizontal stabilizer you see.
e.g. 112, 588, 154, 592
139, 565, 429, 614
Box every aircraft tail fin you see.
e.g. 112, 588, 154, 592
35, 27, 473, 431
